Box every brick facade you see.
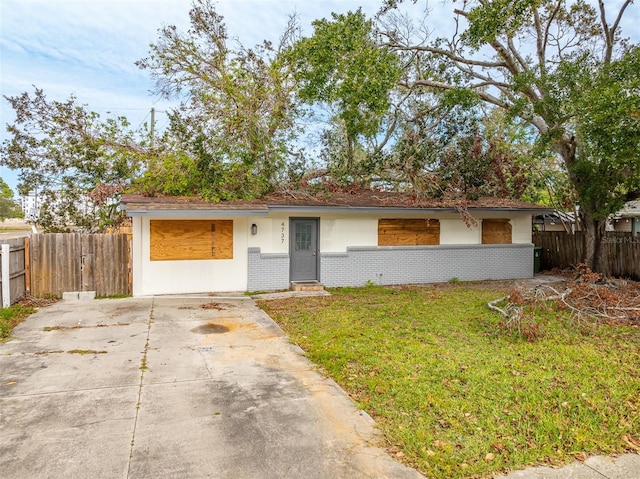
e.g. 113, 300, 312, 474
247, 244, 534, 290
247, 247, 290, 291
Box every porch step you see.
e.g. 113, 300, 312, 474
290, 281, 325, 292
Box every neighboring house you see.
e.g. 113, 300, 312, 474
21, 194, 40, 221
611, 201, 640, 234
536, 202, 640, 235
120, 191, 551, 296
21, 192, 95, 223
533, 211, 578, 232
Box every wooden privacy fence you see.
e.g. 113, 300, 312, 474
533, 231, 640, 279
30, 233, 130, 298
0, 238, 28, 307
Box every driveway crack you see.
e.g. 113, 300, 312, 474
126, 298, 154, 478
583, 462, 611, 479
197, 348, 214, 379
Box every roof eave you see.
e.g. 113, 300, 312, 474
124, 208, 269, 218
121, 199, 551, 217
267, 205, 551, 215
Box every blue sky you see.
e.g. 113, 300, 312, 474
1, 0, 638, 195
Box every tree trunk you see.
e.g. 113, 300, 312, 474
556, 134, 609, 276
581, 209, 609, 276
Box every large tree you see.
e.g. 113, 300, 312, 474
381, 0, 639, 273
0, 88, 146, 231
287, 7, 559, 206
287, 9, 402, 173
135, 0, 304, 200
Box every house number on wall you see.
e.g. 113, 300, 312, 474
281, 222, 285, 244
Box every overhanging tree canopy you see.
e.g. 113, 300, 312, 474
0, 88, 146, 231
380, 0, 639, 273
135, 0, 303, 200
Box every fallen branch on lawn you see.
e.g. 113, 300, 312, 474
487, 296, 511, 318
488, 265, 640, 325
487, 289, 541, 340
487, 286, 572, 319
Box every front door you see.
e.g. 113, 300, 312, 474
290, 218, 319, 281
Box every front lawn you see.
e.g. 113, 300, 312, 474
259, 284, 640, 479
0, 304, 37, 340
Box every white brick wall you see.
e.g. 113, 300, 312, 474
247, 244, 534, 290
320, 244, 534, 287
247, 248, 290, 291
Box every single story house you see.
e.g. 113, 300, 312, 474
534, 202, 640, 234
120, 191, 551, 296
611, 201, 640, 234
533, 210, 578, 232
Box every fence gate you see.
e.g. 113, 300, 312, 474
0, 238, 28, 306
30, 233, 130, 298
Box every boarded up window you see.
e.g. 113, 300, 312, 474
378, 219, 440, 246
150, 220, 233, 261
482, 219, 512, 244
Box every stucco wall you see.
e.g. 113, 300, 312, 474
318, 213, 532, 251
247, 214, 289, 254
132, 216, 250, 296
320, 217, 378, 252
510, 215, 533, 243
440, 218, 481, 244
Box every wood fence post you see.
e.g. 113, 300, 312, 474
1, 243, 10, 308
24, 237, 30, 295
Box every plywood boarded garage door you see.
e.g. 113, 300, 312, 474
482, 219, 512, 244
378, 219, 440, 246
150, 220, 233, 260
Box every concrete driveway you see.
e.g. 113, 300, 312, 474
0, 296, 424, 479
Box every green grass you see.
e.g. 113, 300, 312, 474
67, 349, 107, 355
96, 294, 132, 299
0, 304, 37, 340
0, 224, 30, 232
259, 284, 640, 479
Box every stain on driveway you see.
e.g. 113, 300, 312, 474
0, 297, 423, 479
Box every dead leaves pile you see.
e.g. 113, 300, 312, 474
489, 264, 640, 340
18, 296, 58, 308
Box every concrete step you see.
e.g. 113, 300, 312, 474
290, 281, 325, 292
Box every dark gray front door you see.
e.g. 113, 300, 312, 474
290, 218, 319, 281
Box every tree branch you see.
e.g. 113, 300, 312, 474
507, 36, 530, 73
399, 79, 510, 110
599, 0, 633, 65
542, 1, 563, 69
386, 43, 508, 69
